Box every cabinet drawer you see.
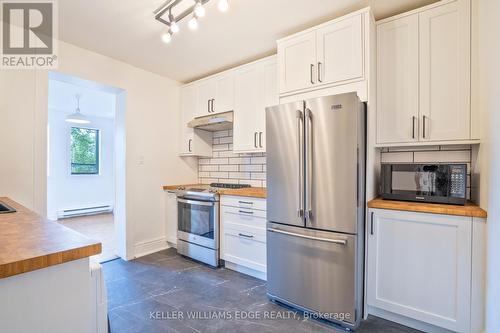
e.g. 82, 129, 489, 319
223, 222, 266, 272
222, 205, 266, 224
221, 196, 266, 211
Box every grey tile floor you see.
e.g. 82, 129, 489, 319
103, 249, 422, 333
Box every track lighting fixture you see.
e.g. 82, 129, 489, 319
154, 0, 230, 44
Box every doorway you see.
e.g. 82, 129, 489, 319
46, 72, 126, 263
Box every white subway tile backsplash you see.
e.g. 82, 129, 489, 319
229, 172, 251, 179
200, 165, 219, 172
413, 150, 470, 163
220, 165, 238, 172
251, 157, 266, 164
219, 136, 233, 144
229, 157, 251, 164
210, 158, 229, 165
240, 164, 263, 172
210, 171, 229, 178
213, 130, 229, 138
251, 172, 266, 180
381, 152, 413, 163
242, 180, 264, 187
388, 146, 440, 152
213, 144, 229, 151
198, 130, 264, 188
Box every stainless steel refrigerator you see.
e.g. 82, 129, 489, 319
266, 92, 366, 329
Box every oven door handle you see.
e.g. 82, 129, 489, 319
177, 198, 214, 206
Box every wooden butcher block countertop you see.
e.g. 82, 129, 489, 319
0, 197, 101, 279
163, 185, 267, 199
368, 197, 487, 218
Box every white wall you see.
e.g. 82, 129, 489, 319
475, 0, 500, 330
0, 40, 199, 259
47, 111, 116, 220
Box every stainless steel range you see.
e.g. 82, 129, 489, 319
175, 183, 250, 267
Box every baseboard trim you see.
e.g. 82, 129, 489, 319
367, 306, 455, 333
134, 237, 169, 258
224, 261, 266, 281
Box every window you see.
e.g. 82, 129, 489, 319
70, 127, 99, 175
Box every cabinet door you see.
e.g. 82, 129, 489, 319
277, 31, 316, 94
213, 73, 234, 114
196, 80, 216, 118
316, 14, 363, 86
233, 63, 265, 153
261, 60, 278, 151
179, 85, 196, 155
419, 1, 470, 141
376, 14, 419, 144
367, 209, 472, 332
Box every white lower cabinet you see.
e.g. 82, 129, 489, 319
220, 196, 267, 280
367, 208, 485, 333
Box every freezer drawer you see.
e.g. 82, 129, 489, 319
267, 223, 358, 327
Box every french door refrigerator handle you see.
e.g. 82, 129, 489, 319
297, 109, 304, 218
267, 228, 347, 245
305, 108, 313, 220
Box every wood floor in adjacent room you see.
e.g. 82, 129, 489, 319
57, 213, 117, 263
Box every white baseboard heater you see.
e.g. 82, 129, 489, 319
57, 205, 113, 219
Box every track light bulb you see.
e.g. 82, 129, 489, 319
188, 15, 198, 30
170, 21, 179, 33
218, 0, 229, 12
161, 32, 172, 43
194, 1, 205, 17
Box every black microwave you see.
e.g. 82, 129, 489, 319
381, 164, 467, 205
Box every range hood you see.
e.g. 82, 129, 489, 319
188, 111, 233, 131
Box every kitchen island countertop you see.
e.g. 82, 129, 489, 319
0, 197, 101, 279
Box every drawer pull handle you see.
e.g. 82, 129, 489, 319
239, 210, 254, 215
238, 233, 254, 239
238, 201, 253, 205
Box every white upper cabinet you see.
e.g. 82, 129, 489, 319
419, 1, 470, 142
179, 85, 213, 157
213, 73, 235, 114
376, 14, 419, 144
195, 72, 234, 118
316, 14, 363, 85
277, 31, 316, 94
376, 0, 472, 145
277, 10, 368, 96
233, 57, 277, 153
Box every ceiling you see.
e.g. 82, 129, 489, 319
59, 0, 438, 83
48, 78, 116, 119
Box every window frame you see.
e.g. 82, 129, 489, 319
69, 126, 101, 176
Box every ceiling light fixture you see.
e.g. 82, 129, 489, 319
154, 0, 229, 43
161, 31, 172, 43
194, 0, 205, 17
66, 94, 90, 124
188, 15, 199, 30
168, 9, 180, 34
218, 0, 229, 12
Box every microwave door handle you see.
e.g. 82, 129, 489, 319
297, 109, 304, 218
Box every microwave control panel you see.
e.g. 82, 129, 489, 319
449, 165, 467, 198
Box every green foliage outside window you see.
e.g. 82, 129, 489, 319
71, 127, 99, 174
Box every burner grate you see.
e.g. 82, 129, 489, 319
210, 183, 251, 189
